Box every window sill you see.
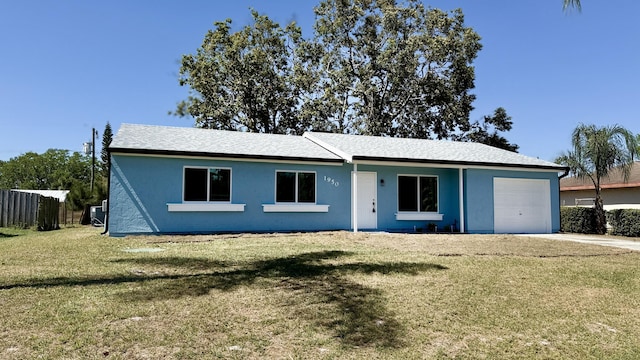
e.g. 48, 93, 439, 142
395, 212, 443, 221
167, 203, 245, 212
262, 204, 329, 213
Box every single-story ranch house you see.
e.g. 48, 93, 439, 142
106, 124, 568, 236
560, 161, 640, 210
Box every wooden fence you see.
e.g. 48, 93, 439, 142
0, 190, 60, 230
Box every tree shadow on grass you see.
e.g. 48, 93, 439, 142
0, 232, 18, 238
0, 250, 447, 348
116, 250, 447, 347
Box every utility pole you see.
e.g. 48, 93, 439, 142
84, 128, 98, 194
91, 128, 97, 194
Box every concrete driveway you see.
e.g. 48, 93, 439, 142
519, 233, 640, 251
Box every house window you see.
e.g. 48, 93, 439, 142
276, 171, 316, 203
398, 175, 437, 212
183, 167, 231, 202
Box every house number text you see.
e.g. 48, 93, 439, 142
323, 176, 340, 187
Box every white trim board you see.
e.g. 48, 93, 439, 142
112, 152, 344, 167
262, 204, 329, 213
395, 212, 444, 221
167, 203, 245, 212
354, 160, 563, 173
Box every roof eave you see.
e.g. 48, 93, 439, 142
351, 155, 567, 172
108, 147, 344, 164
561, 182, 640, 191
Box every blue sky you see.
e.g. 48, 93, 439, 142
1, 1, 638, 163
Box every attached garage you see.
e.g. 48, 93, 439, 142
493, 177, 551, 233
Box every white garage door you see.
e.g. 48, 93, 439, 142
493, 178, 551, 234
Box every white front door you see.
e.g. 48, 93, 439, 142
354, 171, 377, 230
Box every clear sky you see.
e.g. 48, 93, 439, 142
1, 1, 638, 163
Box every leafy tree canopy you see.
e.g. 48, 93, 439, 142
174, 0, 517, 148
308, 0, 481, 138
0, 149, 90, 190
455, 107, 519, 152
174, 10, 306, 134
563, 0, 581, 11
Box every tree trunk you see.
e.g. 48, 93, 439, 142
594, 191, 607, 235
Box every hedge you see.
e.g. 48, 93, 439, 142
607, 209, 640, 237
560, 207, 598, 234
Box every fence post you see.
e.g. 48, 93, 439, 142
33, 194, 40, 227
25, 193, 32, 227
37, 196, 45, 230
0, 190, 6, 227
11, 193, 21, 226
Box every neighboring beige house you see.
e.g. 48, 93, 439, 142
560, 161, 640, 210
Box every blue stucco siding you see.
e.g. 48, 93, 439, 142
108, 155, 352, 236
464, 169, 561, 234
108, 154, 561, 235
356, 164, 461, 232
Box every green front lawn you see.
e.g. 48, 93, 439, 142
1, 227, 639, 359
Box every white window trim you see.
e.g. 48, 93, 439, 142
262, 204, 329, 213
167, 203, 245, 212
397, 174, 440, 217
274, 170, 318, 204
183, 166, 233, 203
395, 212, 443, 221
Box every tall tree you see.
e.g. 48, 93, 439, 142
174, 2, 517, 145
456, 107, 519, 152
309, 0, 481, 138
556, 124, 638, 234
101, 122, 113, 178
174, 10, 307, 134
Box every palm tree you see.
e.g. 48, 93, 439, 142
564, 0, 581, 11
556, 124, 639, 234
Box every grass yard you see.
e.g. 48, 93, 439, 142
1, 227, 640, 359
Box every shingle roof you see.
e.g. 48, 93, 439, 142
304, 132, 565, 170
560, 161, 640, 190
109, 124, 343, 162
110, 124, 566, 170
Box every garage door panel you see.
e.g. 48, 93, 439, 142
494, 178, 551, 234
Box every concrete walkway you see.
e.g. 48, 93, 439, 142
519, 233, 640, 251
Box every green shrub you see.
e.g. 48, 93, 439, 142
607, 209, 640, 237
560, 207, 598, 234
